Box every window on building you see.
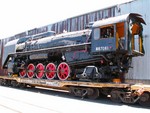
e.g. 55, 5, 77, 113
94, 28, 100, 40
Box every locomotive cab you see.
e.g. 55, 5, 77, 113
91, 13, 146, 56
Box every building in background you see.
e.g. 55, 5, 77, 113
0, 0, 149, 83
114, 0, 150, 83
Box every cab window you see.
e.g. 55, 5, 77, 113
100, 26, 114, 38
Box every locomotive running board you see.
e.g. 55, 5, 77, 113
3, 43, 91, 68
11, 42, 91, 56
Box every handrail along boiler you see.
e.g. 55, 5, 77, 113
2, 13, 145, 82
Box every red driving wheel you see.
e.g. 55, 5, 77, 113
46, 63, 56, 80
36, 63, 45, 79
57, 62, 70, 80
19, 69, 26, 78
27, 63, 35, 78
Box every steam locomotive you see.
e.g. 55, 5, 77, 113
3, 13, 146, 82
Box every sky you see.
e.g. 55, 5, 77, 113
0, 0, 132, 39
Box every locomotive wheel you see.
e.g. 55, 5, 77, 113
110, 89, 122, 103
27, 63, 35, 78
36, 63, 45, 79
57, 62, 70, 80
138, 92, 150, 107
45, 63, 56, 80
19, 69, 26, 78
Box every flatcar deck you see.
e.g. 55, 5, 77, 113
0, 75, 130, 88
1, 75, 150, 92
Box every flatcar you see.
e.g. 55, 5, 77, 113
1, 13, 150, 107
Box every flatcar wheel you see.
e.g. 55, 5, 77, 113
57, 62, 70, 80
27, 63, 35, 78
138, 92, 150, 107
19, 83, 26, 88
11, 80, 18, 87
46, 63, 56, 80
110, 89, 122, 103
19, 69, 26, 78
36, 63, 45, 79
0, 79, 3, 85
87, 88, 100, 99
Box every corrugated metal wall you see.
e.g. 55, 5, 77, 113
115, 0, 150, 80
0, 39, 7, 75
50, 7, 115, 34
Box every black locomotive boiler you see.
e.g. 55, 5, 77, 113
3, 13, 146, 82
